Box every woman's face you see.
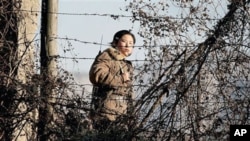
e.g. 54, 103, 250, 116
116, 34, 134, 57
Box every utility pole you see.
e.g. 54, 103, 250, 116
39, 0, 58, 140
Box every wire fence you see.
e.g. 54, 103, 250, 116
1, 1, 250, 140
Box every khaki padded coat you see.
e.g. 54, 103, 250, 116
89, 47, 133, 121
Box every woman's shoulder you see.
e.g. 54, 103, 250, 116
98, 47, 126, 61
95, 48, 113, 60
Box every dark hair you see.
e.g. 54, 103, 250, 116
111, 30, 136, 47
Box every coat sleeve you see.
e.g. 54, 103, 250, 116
89, 53, 125, 87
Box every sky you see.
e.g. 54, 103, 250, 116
57, 0, 228, 74
58, 0, 144, 74
56, 0, 229, 87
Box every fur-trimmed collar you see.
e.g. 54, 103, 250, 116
105, 47, 126, 60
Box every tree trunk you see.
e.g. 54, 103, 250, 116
13, 0, 40, 140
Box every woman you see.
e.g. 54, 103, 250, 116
89, 30, 135, 130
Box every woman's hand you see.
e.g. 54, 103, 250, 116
122, 72, 130, 83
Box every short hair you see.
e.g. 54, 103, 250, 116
111, 30, 136, 47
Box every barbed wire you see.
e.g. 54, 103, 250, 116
1, 1, 250, 140
6, 36, 250, 51
11, 9, 222, 21
55, 37, 196, 48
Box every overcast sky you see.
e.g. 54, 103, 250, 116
57, 0, 228, 77
58, 0, 144, 73
56, 0, 229, 89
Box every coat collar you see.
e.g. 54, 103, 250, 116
105, 47, 126, 60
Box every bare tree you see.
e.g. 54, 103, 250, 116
123, 0, 250, 140
0, 1, 90, 140
1, 0, 249, 140
0, 0, 39, 140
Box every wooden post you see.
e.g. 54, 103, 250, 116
39, 0, 58, 140
46, 0, 58, 114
